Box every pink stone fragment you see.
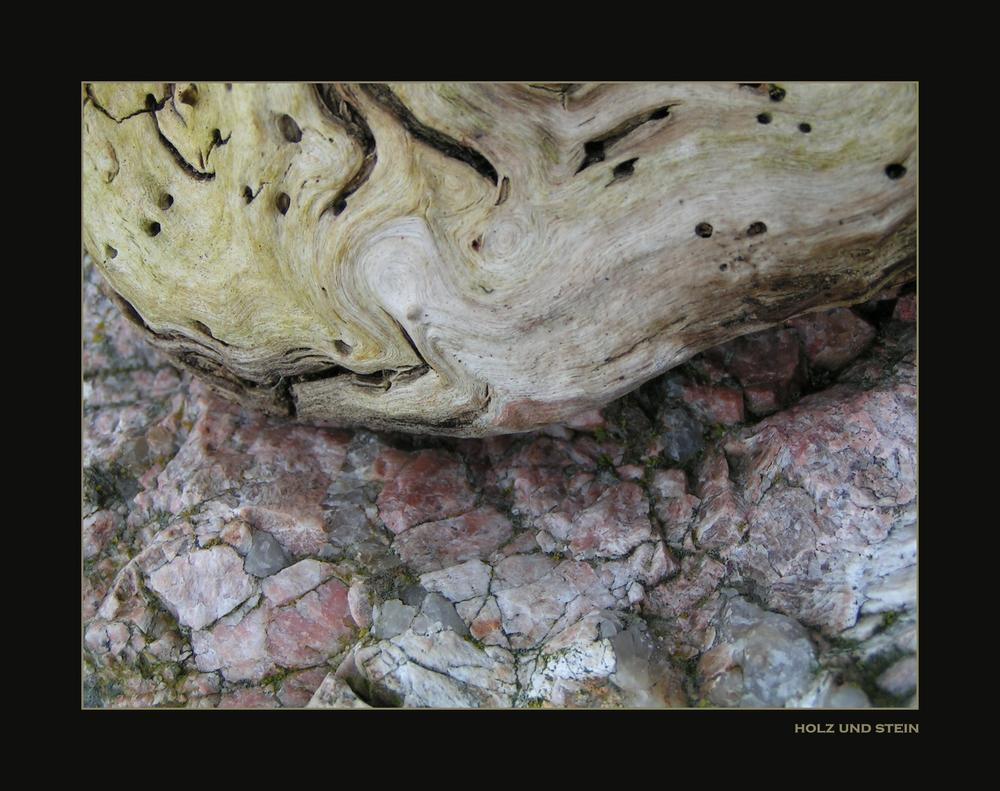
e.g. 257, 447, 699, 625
509, 464, 570, 518
393, 507, 514, 573
262, 560, 337, 606
690, 450, 745, 550
376, 449, 476, 534
788, 308, 876, 371
894, 293, 916, 322
147, 546, 256, 630
650, 469, 687, 500
564, 408, 606, 430
83, 510, 122, 560
138, 464, 163, 491
277, 667, 331, 707
145, 423, 176, 458
192, 604, 275, 683
371, 448, 415, 482
238, 506, 328, 556
220, 520, 253, 554
177, 672, 221, 700
616, 464, 645, 481
572, 434, 625, 466
681, 385, 744, 425
743, 385, 781, 417
715, 365, 917, 633
85, 620, 131, 658
348, 580, 373, 628
644, 554, 726, 620
245, 425, 350, 479
217, 687, 279, 708
469, 597, 504, 643
717, 328, 801, 388
500, 531, 541, 556
538, 482, 653, 560
266, 578, 355, 668
494, 560, 614, 649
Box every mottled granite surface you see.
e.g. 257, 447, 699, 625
83, 258, 916, 708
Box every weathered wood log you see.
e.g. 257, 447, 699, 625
82, 82, 916, 436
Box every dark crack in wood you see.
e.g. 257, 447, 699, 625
361, 83, 499, 186
314, 83, 378, 218
576, 105, 676, 174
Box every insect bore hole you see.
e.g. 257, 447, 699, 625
613, 158, 638, 178
178, 85, 199, 106
278, 114, 302, 143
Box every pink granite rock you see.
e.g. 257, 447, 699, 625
565, 409, 606, 431
699, 330, 916, 633
537, 482, 653, 560
788, 307, 876, 371
597, 541, 678, 603
306, 673, 372, 708
84, 254, 916, 709
347, 579, 374, 629
147, 546, 256, 630
277, 667, 332, 707
192, 604, 274, 683
893, 293, 916, 322
266, 578, 356, 667
616, 464, 645, 481
218, 688, 279, 708
376, 449, 477, 534
176, 672, 222, 706
643, 554, 724, 656
697, 594, 818, 707
680, 384, 744, 425
494, 559, 615, 649
262, 560, 338, 606
690, 449, 745, 551
420, 559, 493, 603
645, 554, 726, 622
219, 520, 253, 555
392, 507, 513, 573
83, 510, 122, 560
649, 469, 700, 547
650, 469, 687, 500
710, 328, 803, 416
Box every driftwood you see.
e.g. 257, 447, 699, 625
82, 82, 916, 436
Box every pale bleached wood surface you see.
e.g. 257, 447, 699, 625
83, 82, 916, 435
